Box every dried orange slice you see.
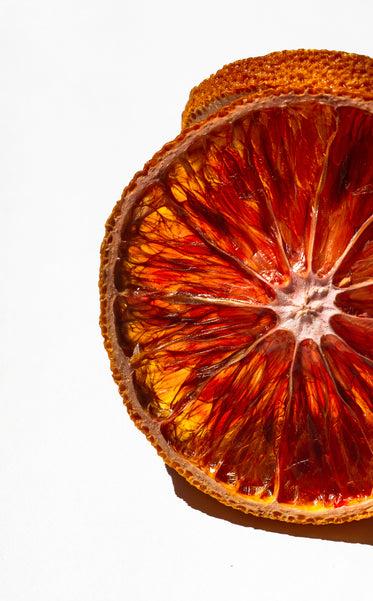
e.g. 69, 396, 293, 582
100, 50, 373, 524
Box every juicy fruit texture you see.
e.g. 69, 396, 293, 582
100, 50, 373, 524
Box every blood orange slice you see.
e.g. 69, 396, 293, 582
100, 50, 373, 524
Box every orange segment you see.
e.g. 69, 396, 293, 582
312, 107, 373, 277
321, 334, 373, 431
114, 183, 275, 304
329, 314, 373, 363
114, 294, 277, 418
161, 330, 295, 499
333, 218, 373, 288
335, 284, 373, 318
165, 114, 291, 286
244, 102, 337, 274
278, 339, 373, 506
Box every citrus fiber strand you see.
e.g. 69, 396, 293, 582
238, 120, 293, 279
327, 329, 373, 371
157, 322, 282, 425
320, 336, 373, 456
161, 127, 285, 288
160, 329, 295, 498
117, 290, 274, 309
307, 120, 339, 275
129, 308, 277, 359
160, 181, 284, 291
116, 184, 277, 305
330, 316, 373, 364
331, 313, 373, 354
276, 338, 372, 507
319, 342, 373, 495
272, 338, 298, 500
253, 162, 293, 281
334, 279, 373, 293
323, 335, 373, 415
335, 285, 373, 319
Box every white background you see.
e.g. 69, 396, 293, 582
2, 1, 373, 599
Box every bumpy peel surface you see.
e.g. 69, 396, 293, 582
100, 50, 373, 524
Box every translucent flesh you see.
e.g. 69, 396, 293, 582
312, 107, 373, 277
113, 100, 373, 511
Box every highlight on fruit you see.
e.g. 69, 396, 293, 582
100, 50, 373, 524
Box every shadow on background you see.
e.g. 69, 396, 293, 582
166, 465, 373, 544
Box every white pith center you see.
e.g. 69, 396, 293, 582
273, 272, 339, 342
